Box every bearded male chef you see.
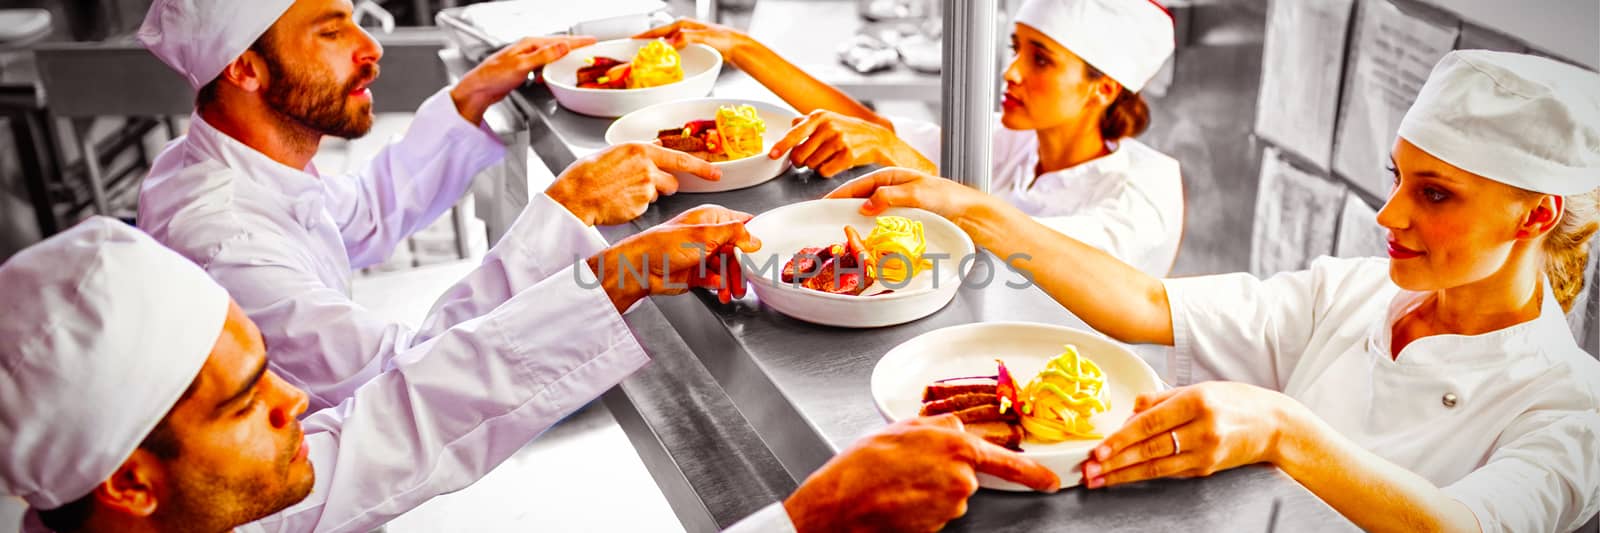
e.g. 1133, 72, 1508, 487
135, 0, 709, 409
0, 218, 1060, 532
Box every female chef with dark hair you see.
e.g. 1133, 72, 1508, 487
640, 0, 1186, 276
827, 50, 1600, 532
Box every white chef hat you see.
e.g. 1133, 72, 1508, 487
0, 217, 229, 510
1013, 0, 1175, 93
138, 0, 296, 89
1398, 50, 1600, 196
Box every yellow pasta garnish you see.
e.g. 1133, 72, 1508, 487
627, 40, 684, 89
864, 216, 932, 284
1019, 345, 1110, 441
714, 104, 766, 160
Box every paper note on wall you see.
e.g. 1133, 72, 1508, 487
1252, 147, 1347, 277
1331, 0, 1458, 196
1334, 192, 1388, 259
1254, 0, 1356, 169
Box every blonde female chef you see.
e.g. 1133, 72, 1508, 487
827, 50, 1600, 532
639, 0, 1185, 276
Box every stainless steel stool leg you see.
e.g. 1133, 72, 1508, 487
450, 203, 470, 259
71, 117, 110, 215
10, 107, 60, 235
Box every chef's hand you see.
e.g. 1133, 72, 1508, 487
586, 205, 761, 312
634, 18, 750, 61
1081, 382, 1306, 489
451, 35, 597, 124
771, 110, 937, 178
784, 414, 1060, 533
548, 142, 721, 226
826, 167, 1007, 224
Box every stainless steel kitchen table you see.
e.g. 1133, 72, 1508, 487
436, 37, 1355, 529
503, 74, 1356, 532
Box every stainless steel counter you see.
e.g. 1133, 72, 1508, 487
433, 8, 1353, 525
495, 69, 1357, 531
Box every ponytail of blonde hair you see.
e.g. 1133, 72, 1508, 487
1546, 189, 1600, 313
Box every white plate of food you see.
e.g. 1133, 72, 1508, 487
871, 322, 1163, 491
545, 38, 722, 117
737, 199, 975, 327
606, 98, 800, 193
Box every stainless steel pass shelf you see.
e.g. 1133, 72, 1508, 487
503, 73, 1355, 531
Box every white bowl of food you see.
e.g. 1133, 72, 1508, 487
606, 98, 800, 193
871, 322, 1163, 491
545, 38, 722, 117
737, 199, 975, 328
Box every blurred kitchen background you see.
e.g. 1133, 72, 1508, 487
0, 0, 1596, 531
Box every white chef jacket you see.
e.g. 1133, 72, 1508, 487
18, 272, 648, 533
138, 88, 614, 411
232, 265, 644, 532
892, 116, 1184, 277
0, 234, 772, 530
122, 87, 804, 533
1164, 256, 1600, 532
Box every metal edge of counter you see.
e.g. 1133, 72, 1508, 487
610, 300, 798, 532
589, 207, 841, 491
442, 49, 799, 533
501, 65, 851, 488
590, 164, 896, 488
650, 292, 841, 483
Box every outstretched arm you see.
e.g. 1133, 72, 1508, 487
637, 20, 937, 177
1084, 383, 1484, 533
637, 19, 886, 127
826, 168, 1174, 345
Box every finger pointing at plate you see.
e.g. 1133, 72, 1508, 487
910, 414, 1061, 493
781, 414, 1058, 533
546, 143, 699, 226
968, 435, 1063, 493
640, 142, 722, 182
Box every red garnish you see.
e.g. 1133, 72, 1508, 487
684, 120, 716, 136
995, 359, 1020, 414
